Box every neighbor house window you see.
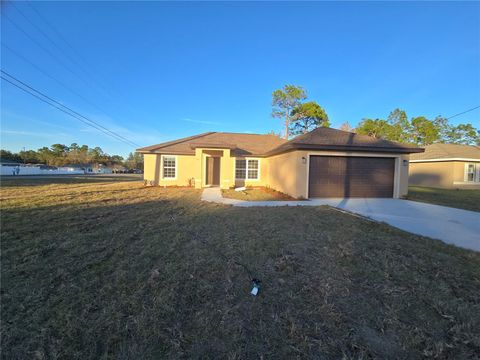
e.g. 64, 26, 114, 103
235, 159, 259, 180
163, 156, 176, 179
465, 163, 477, 182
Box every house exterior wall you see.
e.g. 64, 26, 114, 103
398, 154, 410, 196
143, 150, 263, 189
265, 150, 408, 199
409, 160, 480, 189
409, 161, 454, 188
453, 162, 466, 185
143, 153, 196, 187
143, 154, 161, 185
220, 149, 233, 189
143, 150, 410, 198
265, 151, 306, 198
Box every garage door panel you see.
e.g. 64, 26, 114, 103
308, 156, 394, 198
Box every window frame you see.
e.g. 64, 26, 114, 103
161, 155, 177, 180
465, 163, 478, 183
235, 158, 260, 181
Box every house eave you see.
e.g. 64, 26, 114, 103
410, 158, 480, 163
189, 143, 237, 150
137, 150, 194, 155
265, 144, 424, 157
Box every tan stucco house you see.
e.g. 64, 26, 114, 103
137, 127, 423, 199
409, 143, 480, 189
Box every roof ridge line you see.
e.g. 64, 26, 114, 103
137, 132, 215, 152
215, 131, 281, 137
157, 132, 215, 149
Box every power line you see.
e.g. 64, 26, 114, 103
1, 75, 133, 146
446, 106, 480, 120
3, 7, 142, 148
16, 0, 117, 102
7, 1, 138, 121
4, 8, 122, 106
1, 71, 140, 148
24, 1, 107, 85
9, 1, 85, 72
2, 13, 94, 90
1, 43, 115, 118
2, 42, 139, 137
1, 70, 140, 147
24, 0, 139, 118
1, 73, 140, 148
1, 75, 139, 148
25, 1, 87, 60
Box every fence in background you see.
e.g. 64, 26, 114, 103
1, 166, 85, 176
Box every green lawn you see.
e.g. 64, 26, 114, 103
407, 186, 480, 212
1, 177, 479, 359
222, 187, 295, 201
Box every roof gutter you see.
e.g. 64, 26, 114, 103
189, 143, 237, 150
136, 150, 194, 155
265, 143, 425, 157
410, 158, 480, 163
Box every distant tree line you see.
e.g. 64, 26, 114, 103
271, 84, 478, 146
0, 143, 144, 170
344, 108, 479, 146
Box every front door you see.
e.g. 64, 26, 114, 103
206, 157, 220, 186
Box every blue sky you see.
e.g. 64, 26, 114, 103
1, 1, 479, 157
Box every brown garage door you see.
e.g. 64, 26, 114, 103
308, 156, 395, 198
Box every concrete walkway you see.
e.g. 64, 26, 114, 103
201, 187, 309, 206
201, 187, 480, 252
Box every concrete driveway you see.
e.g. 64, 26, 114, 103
305, 198, 480, 252
202, 188, 480, 252
202, 188, 480, 251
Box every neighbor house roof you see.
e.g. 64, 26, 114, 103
409, 143, 480, 162
136, 132, 287, 157
264, 127, 424, 156
138, 128, 424, 156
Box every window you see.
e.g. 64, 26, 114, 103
163, 156, 176, 179
247, 159, 259, 179
465, 163, 476, 182
235, 159, 246, 179
235, 159, 259, 180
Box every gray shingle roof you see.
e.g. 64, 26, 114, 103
137, 127, 424, 156
409, 143, 480, 161
264, 127, 423, 155
137, 132, 287, 156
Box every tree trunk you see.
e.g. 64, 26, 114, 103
285, 112, 289, 139
303, 119, 309, 134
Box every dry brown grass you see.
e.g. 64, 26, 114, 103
222, 187, 296, 201
1, 177, 480, 359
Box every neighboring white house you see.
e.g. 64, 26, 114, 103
0, 164, 86, 176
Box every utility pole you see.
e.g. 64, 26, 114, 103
23, 146, 26, 164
